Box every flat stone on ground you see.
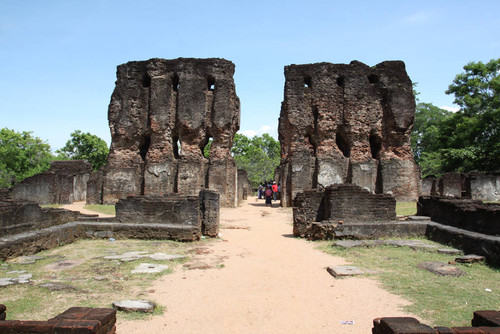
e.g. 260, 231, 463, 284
437, 248, 462, 255
148, 253, 186, 261
183, 261, 213, 270
326, 266, 364, 278
0, 278, 15, 287
455, 254, 485, 263
332, 240, 384, 248
8, 255, 44, 264
407, 216, 431, 221
131, 263, 168, 274
39, 282, 78, 291
387, 240, 438, 250
113, 300, 156, 313
417, 262, 466, 277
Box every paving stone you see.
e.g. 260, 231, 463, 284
0, 278, 15, 287
147, 253, 186, 261
39, 282, 78, 291
333, 240, 384, 248
455, 254, 485, 263
6, 270, 26, 274
131, 263, 168, 274
437, 248, 462, 255
103, 251, 149, 261
326, 265, 364, 278
387, 240, 438, 250
8, 255, 45, 264
417, 262, 466, 277
112, 300, 156, 313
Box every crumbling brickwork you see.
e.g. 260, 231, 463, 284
0, 305, 116, 334
102, 58, 240, 207
11, 160, 92, 205
293, 184, 396, 238
278, 60, 419, 206
237, 169, 251, 204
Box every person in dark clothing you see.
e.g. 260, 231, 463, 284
265, 186, 273, 207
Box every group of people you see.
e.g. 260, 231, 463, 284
257, 181, 280, 207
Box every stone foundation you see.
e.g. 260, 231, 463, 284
278, 60, 420, 206
0, 305, 116, 334
372, 310, 500, 334
293, 184, 396, 238
417, 196, 500, 236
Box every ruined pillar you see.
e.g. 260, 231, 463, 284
103, 58, 240, 206
278, 60, 419, 205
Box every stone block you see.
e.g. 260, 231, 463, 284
350, 159, 377, 193
207, 160, 237, 208
200, 190, 220, 237
472, 311, 500, 327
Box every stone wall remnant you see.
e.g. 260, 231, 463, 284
11, 160, 92, 205
102, 58, 240, 207
278, 60, 419, 206
293, 184, 396, 239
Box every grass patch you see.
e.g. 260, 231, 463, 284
318, 239, 500, 327
83, 204, 116, 215
40, 204, 63, 208
0, 239, 202, 322
396, 202, 417, 216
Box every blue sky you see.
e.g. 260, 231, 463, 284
1, 0, 499, 150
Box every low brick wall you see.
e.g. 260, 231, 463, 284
418, 196, 500, 236
293, 184, 396, 239
0, 305, 116, 334
0, 199, 79, 238
372, 310, 500, 333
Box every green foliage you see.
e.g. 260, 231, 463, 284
0, 128, 53, 187
57, 130, 109, 170
411, 59, 500, 176
231, 133, 280, 188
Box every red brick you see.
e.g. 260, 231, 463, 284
477, 327, 500, 334
473, 311, 500, 327
451, 327, 486, 333
0, 312, 5, 321
0, 320, 19, 332
53, 319, 100, 334
0, 305, 6, 313
82, 308, 116, 325
50, 307, 93, 321
12, 320, 55, 333
435, 327, 455, 334
375, 317, 435, 333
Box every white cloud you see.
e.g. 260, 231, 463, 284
240, 129, 258, 137
440, 106, 460, 113
238, 124, 278, 139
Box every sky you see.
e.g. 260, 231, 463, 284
1, 0, 499, 151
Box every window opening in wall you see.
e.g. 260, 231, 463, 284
173, 138, 181, 158
139, 135, 151, 161
337, 76, 345, 87
207, 76, 215, 91
172, 73, 179, 92
304, 76, 312, 89
142, 74, 151, 88
369, 132, 382, 159
368, 74, 379, 84
202, 136, 212, 159
336, 130, 350, 158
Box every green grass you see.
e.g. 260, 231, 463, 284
83, 204, 116, 215
318, 239, 500, 327
396, 202, 417, 216
0, 239, 198, 321
40, 204, 63, 208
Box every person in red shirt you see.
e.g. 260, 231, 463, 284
272, 182, 278, 201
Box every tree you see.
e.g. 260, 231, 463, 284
56, 130, 109, 170
442, 58, 500, 172
231, 133, 281, 188
0, 128, 53, 187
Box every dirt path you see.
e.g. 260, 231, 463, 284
60, 201, 114, 218
115, 198, 416, 333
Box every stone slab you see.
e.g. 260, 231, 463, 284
112, 300, 156, 313
437, 248, 462, 255
148, 253, 186, 261
131, 263, 168, 274
332, 240, 385, 248
417, 262, 466, 277
326, 265, 364, 278
455, 254, 485, 263
39, 282, 78, 291
408, 216, 431, 221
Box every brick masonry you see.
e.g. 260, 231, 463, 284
0, 305, 116, 334
372, 310, 500, 334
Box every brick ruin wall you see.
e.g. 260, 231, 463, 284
0, 199, 79, 238
293, 184, 396, 238
418, 196, 500, 236
237, 169, 251, 204
422, 172, 500, 202
278, 60, 420, 206
101, 58, 240, 207
10, 160, 92, 205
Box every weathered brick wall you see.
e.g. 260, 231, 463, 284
293, 184, 396, 238
11, 160, 92, 205
423, 172, 500, 201
237, 169, 250, 203
418, 196, 500, 236
0, 305, 116, 334
103, 58, 240, 207
278, 60, 419, 206
86, 169, 104, 204
200, 189, 220, 237
0, 199, 79, 237
372, 310, 500, 334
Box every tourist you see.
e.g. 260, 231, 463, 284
258, 184, 264, 199
272, 182, 278, 201
265, 186, 273, 207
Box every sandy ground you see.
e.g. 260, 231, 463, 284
114, 198, 417, 333
60, 201, 114, 218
